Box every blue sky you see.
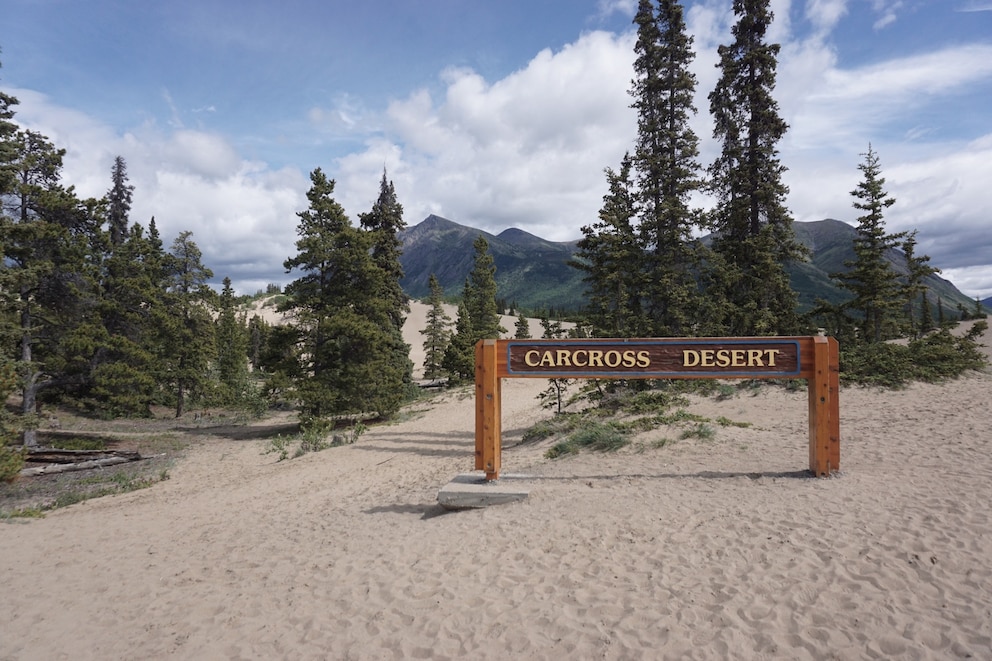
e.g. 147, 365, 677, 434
2, 0, 991, 299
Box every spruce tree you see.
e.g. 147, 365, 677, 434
420, 273, 452, 380
159, 231, 216, 417
0, 129, 99, 443
358, 169, 413, 390
441, 301, 476, 382
514, 312, 531, 339
283, 169, 407, 429
465, 235, 505, 342
538, 314, 571, 414
832, 146, 906, 344
707, 0, 805, 336
573, 156, 649, 337
631, 0, 706, 336
216, 276, 250, 402
902, 231, 938, 338
106, 155, 133, 246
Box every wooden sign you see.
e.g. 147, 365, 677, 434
475, 336, 839, 481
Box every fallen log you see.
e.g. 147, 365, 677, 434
26, 449, 141, 464
19, 451, 150, 477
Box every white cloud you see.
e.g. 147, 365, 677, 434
11, 87, 308, 294
334, 30, 638, 241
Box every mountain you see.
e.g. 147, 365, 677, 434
398, 215, 584, 310
398, 215, 980, 316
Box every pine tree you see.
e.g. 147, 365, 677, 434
216, 276, 250, 402
441, 301, 476, 382
106, 155, 133, 246
159, 231, 216, 417
465, 235, 505, 341
0, 59, 18, 197
631, 0, 706, 336
832, 146, 906, 344
514, 312, 531, 339
358, 169, 413, 390
902, 231, 938, 337
538, 314, 571, 414
283, 169, 408, 429
707, 0, 805, 336
0, 129, 100, 444
420, 273, 452, 380
86, 222, 164, 416
573, 156, 649, 337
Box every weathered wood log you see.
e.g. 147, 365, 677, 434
26, 449, 141, 464
19, 455, 137, 477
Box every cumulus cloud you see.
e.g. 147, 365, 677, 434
11, 87, 308, 294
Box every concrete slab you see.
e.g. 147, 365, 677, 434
437, 472, 532, 510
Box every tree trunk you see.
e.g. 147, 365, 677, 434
20, 293, 38, 447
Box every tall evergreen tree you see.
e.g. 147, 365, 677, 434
216, 276, 250, 401
420, 273, 452, 380
465, 235, 505, 342
832, 145, 906, 344
707, 0, 805, 336
514, 312, 531, 339
902, 231, 938, 338
283, 169, 407, 429
573, 156, 650, 337
0, 58, 18, 197
358, 169, 413, 389
106, 155, 133, 246
0, 129, 100, 444
631, 0, 706, 336
441, 300, 475, 382
160, 231, 215, 417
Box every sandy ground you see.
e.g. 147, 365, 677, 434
1, 312, 990, 660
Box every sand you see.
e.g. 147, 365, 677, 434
1, 311, 990, 660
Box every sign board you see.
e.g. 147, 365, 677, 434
475, 336, 839, 481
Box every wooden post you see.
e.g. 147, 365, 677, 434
808, 336, 840, 476
475, 339, 501, 480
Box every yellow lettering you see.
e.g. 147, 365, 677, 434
637, 351, 650, 368
572, 350, 587, 368
604, 351, 622, 368
683, 350, 699, 367
556, 350, 572, 367
589, 350, 604, 368
731, 349, 746, 367
525, 350, 540, 367
747, 349, 764, 367
764, 349, 780, 366
621, 350, 636, 368
716, 349, 731, 368
700, 350, 715, 367
539, 352, 555, 367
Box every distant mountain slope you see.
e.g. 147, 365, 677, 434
398, 215, 979, 315
398, 215, 584, 310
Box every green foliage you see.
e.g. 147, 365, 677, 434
831, 145, 906, 344
421, 274, 452, 380
840, 322, 988, 387
545, 421, 630, 459
283, 168, 412, 430
706, 0, 805, 336
679, 423, 715, 441
0, 445, 25, 483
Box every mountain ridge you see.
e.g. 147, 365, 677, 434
398, 215, 980, 316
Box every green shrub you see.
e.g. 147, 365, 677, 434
0, 445, 26, 483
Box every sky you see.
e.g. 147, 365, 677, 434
2, 0, 991, 299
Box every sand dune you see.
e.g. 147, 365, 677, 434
1, 318, 990, 659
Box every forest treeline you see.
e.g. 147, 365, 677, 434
1, 1, 987, 475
